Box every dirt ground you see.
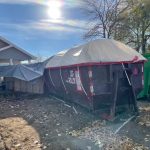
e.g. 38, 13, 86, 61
119, 101, 150, 148
0, 94, 149, 150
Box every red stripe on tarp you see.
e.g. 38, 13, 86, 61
46, 60, 145, 70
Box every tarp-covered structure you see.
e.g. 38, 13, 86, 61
44, 39, 146, 118
0, 62, 46, 94
0, 63, 44, 81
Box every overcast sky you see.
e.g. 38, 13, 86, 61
0, 0, 88, 58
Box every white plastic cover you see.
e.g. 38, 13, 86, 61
46, 39, 146, 68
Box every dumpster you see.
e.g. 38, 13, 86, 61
44, 39, 146, 118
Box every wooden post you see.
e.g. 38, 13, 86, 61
130, 77, 139, 114
9, 58, 13, 65
110, 71, 119, 118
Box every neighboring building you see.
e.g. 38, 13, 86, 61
0, 36, 36, 65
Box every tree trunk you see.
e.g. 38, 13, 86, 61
103, 28, 106, 38
141, 30, 146, 54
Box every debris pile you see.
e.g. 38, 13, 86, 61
0, 96, 96, 150
0, 96, 149, 150
0, 134, 5, 150
138, 102, 150, 127
138, 102, 150, 112
0, 117, 43, 150
69, 120, 148, 150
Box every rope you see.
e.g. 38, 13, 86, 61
77, 66, 89, 98
114, 115, 135, 134
59, 67, 68, 93
48, 69, 55, 88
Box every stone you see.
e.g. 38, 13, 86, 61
34, 140, 39, 144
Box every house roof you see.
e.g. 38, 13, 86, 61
0, 36, 36, 61
46, 39, 146, 68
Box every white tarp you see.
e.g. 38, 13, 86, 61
46, 39, 146, 68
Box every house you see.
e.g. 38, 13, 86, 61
0, 36, 36, 65
0, 36, 37, 92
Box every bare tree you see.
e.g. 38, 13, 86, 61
82, 0, 128, 39
115, 0, 150, 53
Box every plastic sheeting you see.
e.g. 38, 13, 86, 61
0, 62, 46, 81
46, 39, 146, 68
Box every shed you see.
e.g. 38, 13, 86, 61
44, 39, 146, 118
0, 62, 46, 94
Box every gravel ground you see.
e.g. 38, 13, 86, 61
0, 94, 149, 150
